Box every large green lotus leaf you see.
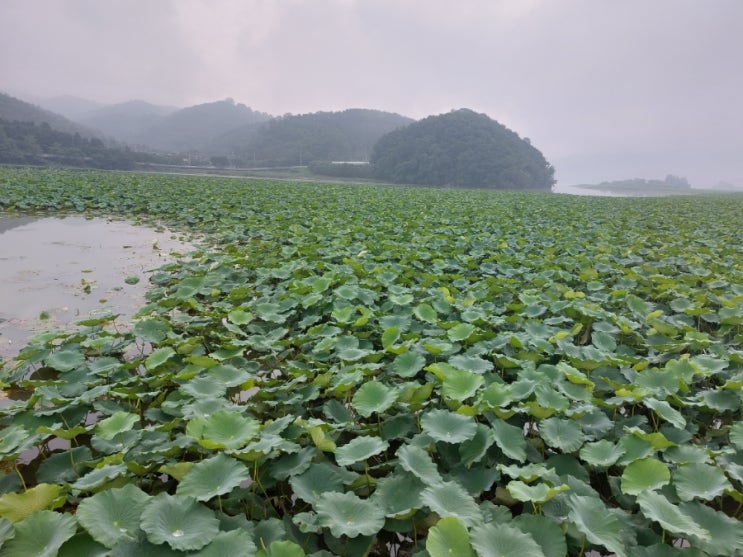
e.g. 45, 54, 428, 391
0, 510, 77, 557
107, 539, 181, 557
567, 495, 629, 557
57, 532, 109, 557
35, 446, 93, 484
421, 409, 477, 443
140, 494, 220, 551
672, 462, 732, 501
269, 447, 316, 481
87, 356, 122, 375
421, 481, 482, 527
643, 398, 686, 429
94, 411, 139, 440
335, 436, 388, 467
539, 417, 586, 452
578, 410, 614, 439
389, 293, 414, 306
470, 522, 546, 557
426, 517, 475, 557
256, 540, 305, 557
0, 484, 63, 522
133, 318, 171, 343
414, 303, 438, 324
315, 491, 385, 538
447, 323, 477, 342
371, 470, 424, 516
620, 458, 670, 495
0, 517, 14, 544
491, 419, 527, 462
46, 348, 85, 372
636, 491, 710, 541
506, 481, 568, 504
381, 326, 401, 350
397, 444, 442, 484
663, 444, 710, 465
579, 440, 625, 468
448, 354, 493, 373
337, 347, 372, 361
459, 423, 495, 467
145, 347, 176, 370
679, 500, 743, 555
513, 515, 567, 557
351, 381, 397, 417
290, 463, 349, 505
479, 383, 513, 408
76, 484, 150, 548
72, 463, 129, 492
209, 364, 252, 387
190, 529, 258, 557
442, 368, 484, 402
498, 462, 552, 483
227, 309, 253, 325
729, 421, 743, 449
392, 351, 426, 378
186, 409, 260, 450
179, 376, 227, 399
176, 453, 251, 501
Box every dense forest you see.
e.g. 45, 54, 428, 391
225, 109, 412, 167
371, 109, 555, 190
0, 92, 94, 138
0, 119, 177, 170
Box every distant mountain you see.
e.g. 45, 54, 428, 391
34, 95, 105, 120
222, 109, 413, 166
0, 92, 97, 137
132, 98, 271, 152
78, 100, 177, 145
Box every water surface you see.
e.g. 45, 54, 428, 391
0, 215, 192, 361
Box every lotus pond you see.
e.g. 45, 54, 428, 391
1, 167, 743, 557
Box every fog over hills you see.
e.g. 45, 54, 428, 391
0, 92, 98, 138
77, 100, 178, 147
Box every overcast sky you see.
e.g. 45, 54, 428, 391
2, 0, 742, 187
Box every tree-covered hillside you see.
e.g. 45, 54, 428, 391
371, 109, 555, 190
0, 92, 96, 138
132, 98, 271, 153
227, 109, 412, 166
0, 119, 179, 170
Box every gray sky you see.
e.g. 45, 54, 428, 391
2, 0, 742, 187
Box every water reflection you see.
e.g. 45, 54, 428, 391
0, 215, 193, 361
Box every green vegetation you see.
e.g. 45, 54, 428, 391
0, 93, 94, 138
1, 167, 743, 556
371, 109, 555, 190
0, 119, 134, 169
226, 109, 412, 167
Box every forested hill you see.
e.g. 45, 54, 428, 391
0, 92, 96, 138
371, 109, 555, 191
0, 118, 135, 169
130, 98, 272, 152
220, 109, 413, 166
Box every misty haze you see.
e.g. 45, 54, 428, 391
1, 2, 743, 556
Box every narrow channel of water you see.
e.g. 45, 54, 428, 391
0, 215, 193, 362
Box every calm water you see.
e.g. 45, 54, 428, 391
0, 215, 193, 361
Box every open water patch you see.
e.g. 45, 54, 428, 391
0, 215, 193, 362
